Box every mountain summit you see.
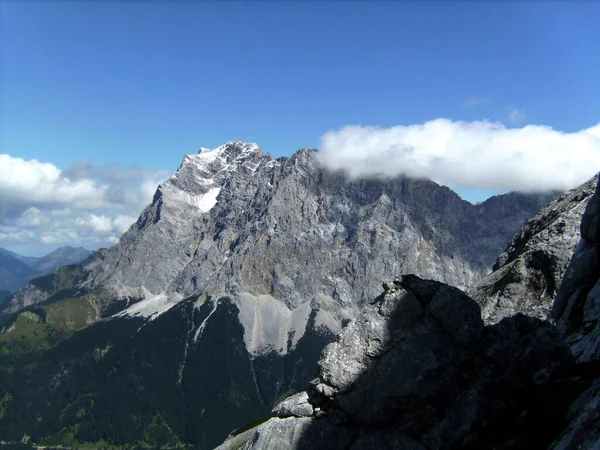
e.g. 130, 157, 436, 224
73, 141, 557, 354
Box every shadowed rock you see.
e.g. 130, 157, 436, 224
219, 275, 578, 450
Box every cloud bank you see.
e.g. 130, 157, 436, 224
0, 155, 168, 252
317, 119, 600, 192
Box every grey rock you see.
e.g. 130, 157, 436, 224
271, 391, 314, 418
214, 428, 257, 450
240, 417, 354, 450
469, 174, 598, 324
4, 283, 50, 314
318, 276, 484, 427
227, 173, 600, 450
553, 174, 600, 360
239, 276, 575, 450
76, 142, 555, 329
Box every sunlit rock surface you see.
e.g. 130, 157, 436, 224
469, 174, 598, 324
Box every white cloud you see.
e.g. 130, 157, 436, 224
74, 213, 137, 235
15, 207, 48, 228
317, 119, 600, 192
0, 155, 106, 216
40, 234, 61, 245
0, 155, 167, 252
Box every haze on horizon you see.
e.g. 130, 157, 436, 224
1, 2, 599, 256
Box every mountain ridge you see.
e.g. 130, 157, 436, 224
0, 245, 92, 294
38, 141, 558, 354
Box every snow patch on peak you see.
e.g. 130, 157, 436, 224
198, 141, 262, 157
176, 187, 221, 213
179, 142, 263, 177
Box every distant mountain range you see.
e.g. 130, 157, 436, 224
0, 246, 93, 293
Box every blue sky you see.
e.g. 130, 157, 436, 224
1, 2, 600, 255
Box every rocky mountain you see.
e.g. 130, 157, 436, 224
0, 246, 92, 294
2, 262, 90, 314
221, 175, 600, 449
468, 174, 598, 324
0, 142, 559, 449
28, 246, 93, 275
41, 142, 554, 350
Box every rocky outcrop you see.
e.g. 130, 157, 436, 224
219, 275, 585, 450
468, 175, 598, 324
549, 175, 600, 448
553, 175, 600, 361
3, 283, 49, 313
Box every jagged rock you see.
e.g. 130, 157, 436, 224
468, 174, 598, 324
236, 275, 575, 450
271, 391, 314, 418
554, 175, 600, 361
240, 417, 354, 450
216, 172, 600, 450
4, 283, 49, 314
66, 142, 554, 355
546, 175, 600, 448
318, 276, 484, 426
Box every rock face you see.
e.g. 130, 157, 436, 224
4, 283, 49, 314
469, 175, 598, 324
550, 175, 600, 448
220, 176, 600, 450
48, 141, 552, 355
221, 275, 582, 450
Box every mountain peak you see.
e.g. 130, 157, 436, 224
178, 141, 264, 175
198, 141, 262, 158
